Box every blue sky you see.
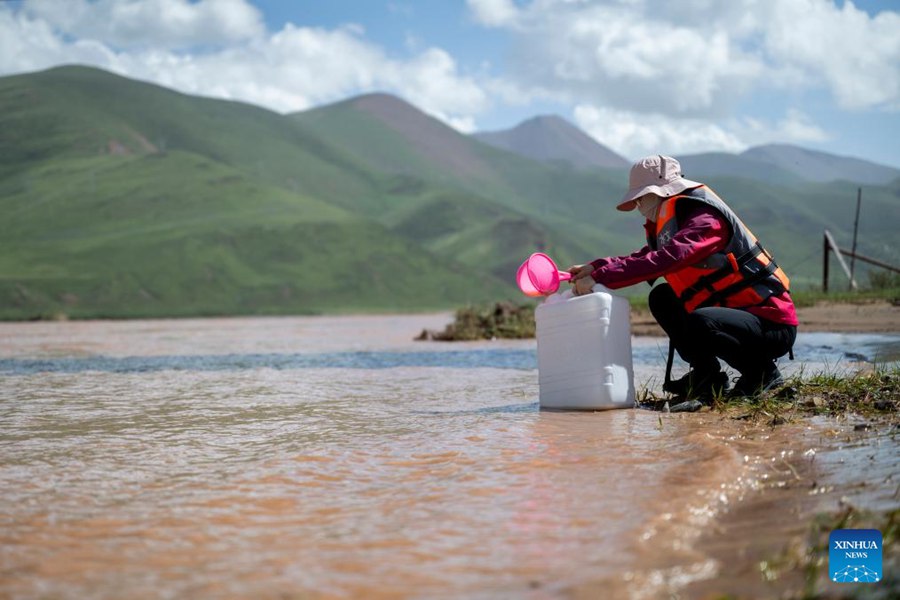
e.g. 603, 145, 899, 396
1, 0, 898, 167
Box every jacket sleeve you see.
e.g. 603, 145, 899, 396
590, 203, 731, 289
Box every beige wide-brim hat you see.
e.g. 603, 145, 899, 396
617, 155, 703, 211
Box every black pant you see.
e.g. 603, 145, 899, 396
648, 283, 796, 376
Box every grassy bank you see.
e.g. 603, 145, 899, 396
633, 366, 899, 424
790, 287, 900, 309
711, 367, 899, 424
416, 302, 536, 341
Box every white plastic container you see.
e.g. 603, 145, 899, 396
535, 285, 635, 410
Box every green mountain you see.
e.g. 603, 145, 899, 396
0, 66, 514, 318
1, 65, 896, 319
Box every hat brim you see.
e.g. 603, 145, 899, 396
616, 178, 704, 211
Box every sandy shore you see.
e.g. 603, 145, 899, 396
631, 299, 900, 336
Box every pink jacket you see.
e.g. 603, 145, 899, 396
590, 203, 798, 326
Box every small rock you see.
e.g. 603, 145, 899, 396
805, 396, 827, 408
853, 423, 872, 431
670, 400, 703, 413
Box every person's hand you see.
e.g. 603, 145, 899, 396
573, 276, 595, 296
567, 264, 593, 280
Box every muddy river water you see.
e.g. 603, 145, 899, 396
1, 315, 897, 598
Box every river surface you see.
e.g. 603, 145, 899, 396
1, 315, 897, 599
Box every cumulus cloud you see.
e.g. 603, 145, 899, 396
573, 104, 830, 159
478, 0, 900, 115
772, 109, 830, 144
0, 0, 489, 128
22, 0, 266, 49
573, 104, 747, 159
466, 0, 520, 28
763, 0, 900, 110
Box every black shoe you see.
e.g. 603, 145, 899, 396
663, 369, 729, 402
728, 367, 784, 399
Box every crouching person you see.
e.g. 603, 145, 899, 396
569, 155, 797, 402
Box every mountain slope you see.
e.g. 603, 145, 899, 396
0, 65, 389, 212
0, 67, 514, 318
0, 151, 513, 317
293, 94, 636, 262
473, 115, 629, 170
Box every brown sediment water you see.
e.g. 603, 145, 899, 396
0, 315, 895, 599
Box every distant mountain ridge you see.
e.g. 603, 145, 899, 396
473, 115, 630, 170
677, 144, 900, 186
741, 144, 900, 185
472, 119, 899, 186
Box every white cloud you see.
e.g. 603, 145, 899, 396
573, 104, 829, 160
763, 0, 900, 110
574, 104, 747, 160
466, 0, 521, 28
476, 0, 900, 116
0, 1, 490, 129
774, 109, 830, 144
23, 0, 266, 49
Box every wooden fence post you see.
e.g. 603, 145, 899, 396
823, 229, 858, 292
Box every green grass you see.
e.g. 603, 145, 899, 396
711, 365, 900, 425
0, 150, 514, 319
790, 287, 900, 308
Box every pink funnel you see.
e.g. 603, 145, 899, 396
516, 252, 572, 296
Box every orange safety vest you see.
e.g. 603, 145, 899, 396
649, 186, 790, 312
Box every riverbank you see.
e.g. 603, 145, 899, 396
682, 420, 898, 599
571, 368, 899, 598
683, 379, 898, 599
416, 299, 900, 341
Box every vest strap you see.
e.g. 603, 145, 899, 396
680, 242, 766, 304
698, 259, 782, 309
